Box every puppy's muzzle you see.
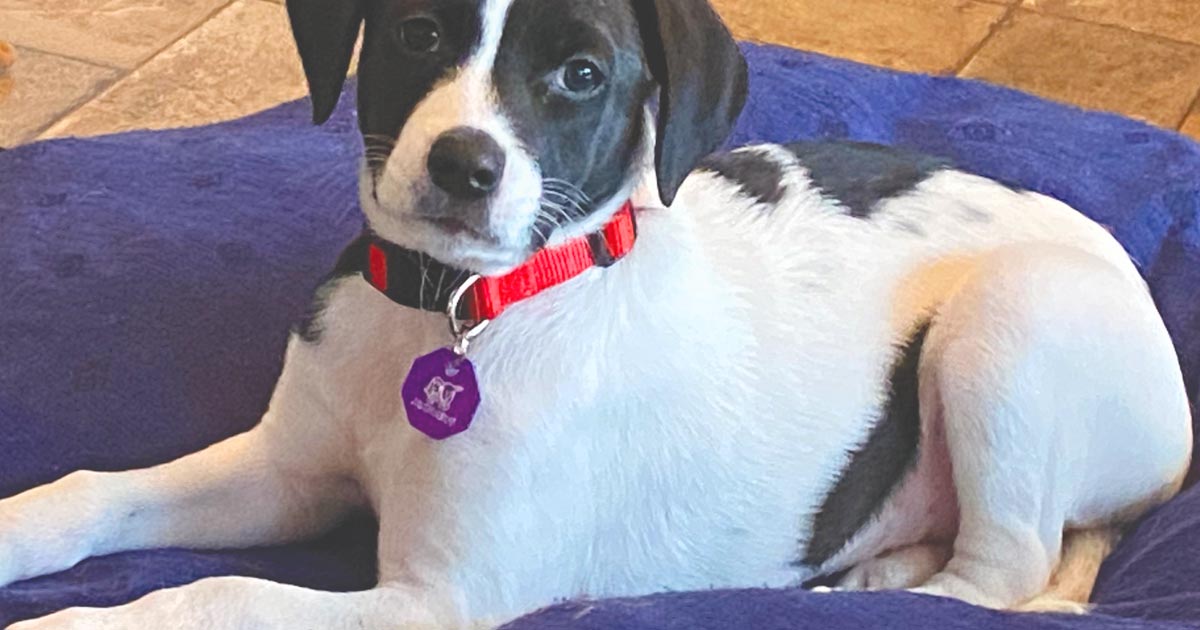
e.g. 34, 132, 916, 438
427, 127, 507, 201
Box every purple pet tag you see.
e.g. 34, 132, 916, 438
402, 348, 481, 440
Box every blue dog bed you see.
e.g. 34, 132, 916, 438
1, 42, 1198, 628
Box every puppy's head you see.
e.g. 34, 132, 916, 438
287, 0, 747, 273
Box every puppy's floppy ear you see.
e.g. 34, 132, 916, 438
286, 0, 365, 124
634, 0, 749, 206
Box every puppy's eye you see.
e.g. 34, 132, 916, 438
398, 17, 441, 53
557, 59, 606, 95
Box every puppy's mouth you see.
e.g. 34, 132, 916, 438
364, 165, 604, 273
377, 205, 538, 274
417, 216, 498, 243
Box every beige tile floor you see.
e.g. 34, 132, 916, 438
1, 0, 1198, 148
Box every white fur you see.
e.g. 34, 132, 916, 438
1, 8, 1192, 630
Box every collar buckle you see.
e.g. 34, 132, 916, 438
447, 274, 491, 356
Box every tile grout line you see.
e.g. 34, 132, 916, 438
30, 0, 240, 142
129, 0, 242, 69
1179, 87, 1200, 130
1019, 5, 1200, 51
954, 5, 1200, 130
952, 4, 1019, 76
9, 45, 124, 72
6, 44, 128, 144
14, 72, 121, 146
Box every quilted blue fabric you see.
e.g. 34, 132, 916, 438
0, 42, 1198, 628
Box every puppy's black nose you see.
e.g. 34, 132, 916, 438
427, 127, 506, 199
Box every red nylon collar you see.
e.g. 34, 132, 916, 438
468, 201, 637, 322
362, 201, 637, 324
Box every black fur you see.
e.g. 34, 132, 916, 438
357, 0, 484, 168
493, 0, 655, 226
286, 0, 364, 124
698, 150, 787, 205
787, 142, 949, 218
287, 0, 486, 162
295, 236, 370, 344
635, 0, 749, 206
801, 321, 930, 568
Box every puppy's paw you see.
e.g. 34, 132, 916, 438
840, 544, 951, 591
908, 577, 1007, 610
1014, 594, 1091, 616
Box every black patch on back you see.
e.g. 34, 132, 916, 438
800, 321, 931, 568
786, 142, 950, 218
699, 150, 786, 205
357, 0, 484, 165
294, 236, 370, 344
493, 0, 654, 227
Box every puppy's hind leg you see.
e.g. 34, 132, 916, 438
1014, 527, 1120, 615
908, 244, 1190, 610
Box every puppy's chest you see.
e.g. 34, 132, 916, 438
310, 242, 904, 594
324, 272, 812, 467
314, 235, 890, 459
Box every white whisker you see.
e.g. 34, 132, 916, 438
542, 190, 588, 217
544, 176, 590, 201
543, 178, 593, 203
539, 201, 573, 226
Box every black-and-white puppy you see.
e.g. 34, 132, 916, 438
3, 0, 1193, 628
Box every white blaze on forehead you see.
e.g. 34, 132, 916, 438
407, 0, 517, 124
472, 0, 516, 78
448, 0, 516, 119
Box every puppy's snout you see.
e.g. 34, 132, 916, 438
427, 127, 506, 200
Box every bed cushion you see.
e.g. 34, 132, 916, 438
0, 42, 1197, 627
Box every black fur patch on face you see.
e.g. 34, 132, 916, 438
492, 0, 655, 230
357, 0, 484, 167
800, 321, 930, 569
787, 142, 949, 218
295, 236, 370, 344
699, 150, 787, 206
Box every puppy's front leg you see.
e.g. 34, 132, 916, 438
8, 578, 455, 630
0, 373, 363, 586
